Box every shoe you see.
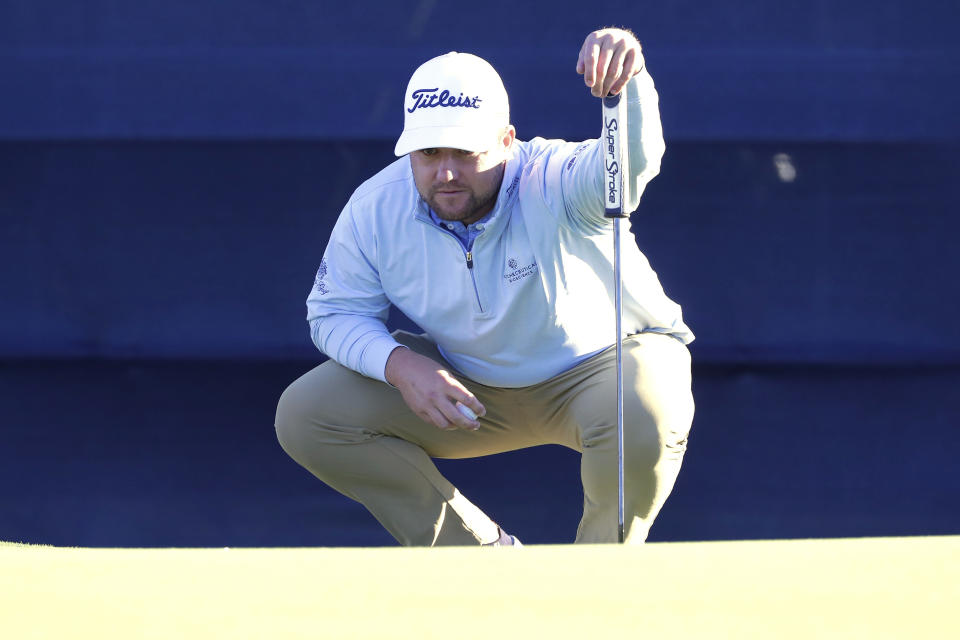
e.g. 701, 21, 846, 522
485, 527, 522, 547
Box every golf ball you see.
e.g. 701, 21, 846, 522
456, 402, 478, 421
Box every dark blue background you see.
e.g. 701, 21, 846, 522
1, 1, 957, 546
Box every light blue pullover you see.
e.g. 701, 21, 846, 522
307, 68, 693, 388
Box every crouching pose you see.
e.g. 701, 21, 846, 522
276, 28, 694, 546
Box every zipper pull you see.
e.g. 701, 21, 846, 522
465, 251, 474, 269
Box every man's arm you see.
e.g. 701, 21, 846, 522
307, 202, 400, 381
308, 201, 484, 431
548, 29, 665, 227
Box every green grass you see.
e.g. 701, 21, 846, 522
1, 536, 957, 639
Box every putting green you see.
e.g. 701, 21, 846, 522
2, 536, 956, 638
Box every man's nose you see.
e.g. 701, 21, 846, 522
434, 156, 459, 182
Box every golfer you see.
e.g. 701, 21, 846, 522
275, 28, 694, 545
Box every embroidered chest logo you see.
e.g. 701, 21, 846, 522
503, 258, 538, 284
314, 258, 330, 295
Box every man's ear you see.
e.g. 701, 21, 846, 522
501, 125, 516, 150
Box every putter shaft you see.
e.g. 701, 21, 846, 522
615, 218, 625, 544
602, 93, 628, 544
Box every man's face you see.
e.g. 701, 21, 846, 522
410, 127, 515, 226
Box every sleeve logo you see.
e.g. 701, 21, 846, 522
565, 142, 590, 171
314, 258, 330, 295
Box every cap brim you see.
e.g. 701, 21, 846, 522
394, 125, 498, 157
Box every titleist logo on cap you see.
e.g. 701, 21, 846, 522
407, 88, 483, 113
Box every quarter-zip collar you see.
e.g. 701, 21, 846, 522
428, 208, 492, 251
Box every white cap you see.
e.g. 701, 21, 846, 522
394, 52, 510, 157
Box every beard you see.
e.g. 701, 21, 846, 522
423, 163, 505, 225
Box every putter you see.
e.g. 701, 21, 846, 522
602, 92, 629, 543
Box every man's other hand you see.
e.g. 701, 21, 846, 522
384, 347, 486, 431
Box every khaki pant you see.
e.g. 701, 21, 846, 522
275, 330, 694, 545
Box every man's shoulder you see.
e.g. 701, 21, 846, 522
515, 137, 590, 170
515, 136, 568, 159
344, 156, 417, 219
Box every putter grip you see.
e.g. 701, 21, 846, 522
602, 94, 628, 219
